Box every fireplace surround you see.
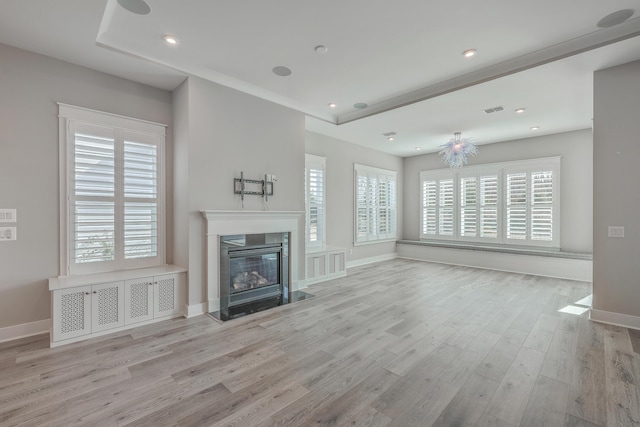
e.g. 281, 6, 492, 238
201, 210, 303, 315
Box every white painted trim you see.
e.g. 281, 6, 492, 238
207, 298, 221, 314
58, 104, 168, 276
58, 103, 167, 133
305, 271, 347, 286
292, 279, 306, 291
49, 264, 187, 290
397, 244, 591, 282
0, 319, 50, 343
185, 302, 207, 318
590, 309, 640, 331
347, 253, 398, 269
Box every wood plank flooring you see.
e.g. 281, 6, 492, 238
2, 259, 639, 426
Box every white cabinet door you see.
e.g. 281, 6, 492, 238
52, 286, 92, 342
91, 281, 125, 333
306, 253, 327, 281
154, 274, 180, 318
124, 277, 154, 324
328, 251, 346, 275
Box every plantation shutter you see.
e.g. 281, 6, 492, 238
531, 171, 553, 241
354, 164, 397, 244
378, 176, 397, 239
61, 104, 166, 275
72, 124, 116, 267
422, 180, 437, 235
438, 179, 454, 236
356, 173, 369, 242
460, 177, 477, 237
420, 157, 558, 248
368, 176, 378, 239
123, 133, 159, 259
479, 175, 498, 238
305, 154, 326, 248
506, 173, 527, 240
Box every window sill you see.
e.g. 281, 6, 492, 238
354, 238, 397, 247
397, 240, 592, 261
49, 264, 187, 291
306, 245, 346, 254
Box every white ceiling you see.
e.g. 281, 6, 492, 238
1, 0, 640, 157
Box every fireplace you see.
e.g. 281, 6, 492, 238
219, 233, 289, 320
201, 210, 304, 317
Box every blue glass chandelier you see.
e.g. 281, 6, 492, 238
440, 132, 478, 168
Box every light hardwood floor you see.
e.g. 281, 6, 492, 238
2, 259, 639, 426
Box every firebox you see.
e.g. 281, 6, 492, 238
219, 232, 289, 320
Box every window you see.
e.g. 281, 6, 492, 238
354, 164, 397, 244
59, 104, 166, 275
420, 157, 560, 248
305, 154, 326, 248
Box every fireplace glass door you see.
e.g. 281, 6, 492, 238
219, 233, 288, 320
229, 249, 279, 293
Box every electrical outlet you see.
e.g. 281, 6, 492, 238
0, 227, 16, 241
608, 226, 624, 238
0, 209, 16, 223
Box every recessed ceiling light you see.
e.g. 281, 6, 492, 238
315, 45, 328, 54
387, 137, 395, 141
415, 147, 422, 151
118, 0, 151, 15
328, 103, 337, 108
163, 35, 178, 45
515, 108, 526, 114
597, 9, 634, 28
531, 126, 540, 131
463, 49, 476, 58
353, 103, 368, 109
272, 66, 292, 77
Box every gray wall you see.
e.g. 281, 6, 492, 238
174, 76, 306, 306
593, 60, 640, 318
402, 129, 593, 253
0, 43, 173, 328
306, 131, 404, 262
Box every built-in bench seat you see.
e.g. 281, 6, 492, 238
396, 240, 592, 281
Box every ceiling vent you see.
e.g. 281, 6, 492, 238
382, 131, 397, 137
483, 105, 504, 114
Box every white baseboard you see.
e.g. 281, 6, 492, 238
292, 279, 306, 291
590, 309, 640, 331
347, 253, 398, 269
0, 319, 50, 343
185, 302, 208, 318
397, 244, 591, 282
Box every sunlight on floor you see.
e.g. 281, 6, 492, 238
558, 305, 590, 315
558, 294, 592, 316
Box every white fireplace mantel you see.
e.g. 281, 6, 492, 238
201, 210, 303, 313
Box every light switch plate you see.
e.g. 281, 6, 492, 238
0, 209, 16, 223
0, 227, 16, 241
608, 226, 624, 238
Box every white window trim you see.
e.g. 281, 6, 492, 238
58, 103, 167, 276
354, 163, 398, 245
420, 156, 560, 249
305, 153, 326, 249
